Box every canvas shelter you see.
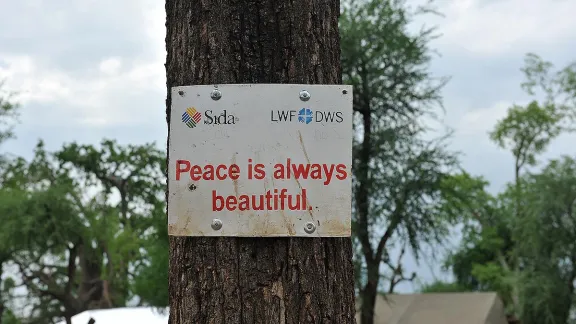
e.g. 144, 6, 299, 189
355, 292, 509, 324
56, 307, 169, 324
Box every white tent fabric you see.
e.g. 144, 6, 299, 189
56, 307, 169, 324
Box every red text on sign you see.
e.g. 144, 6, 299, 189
176, 160, 240, 181
273, 158, 347, 185
212, 188, 308, 211
247, 158, 266, 180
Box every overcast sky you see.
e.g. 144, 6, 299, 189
1, 0, 576, 294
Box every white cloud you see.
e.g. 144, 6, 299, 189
141, 3, 167, 61
435, 0, 576, 56
0, 55, 164, 127
0, 0, 168, 128
99, 57, 122, 75
0, 55, 70, 104
455, 100, 526, 136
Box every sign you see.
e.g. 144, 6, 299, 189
168, 84, 352, 237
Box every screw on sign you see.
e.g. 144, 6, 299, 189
304, 221, 316, 234
211, 219, 222, 231
299, 89, 310, 101
210, 88, 222, 101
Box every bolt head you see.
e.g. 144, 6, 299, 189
304, 222, 316, 234
299, 90, 310, 101
210, 89, 222, 100
211, 219, 223, 230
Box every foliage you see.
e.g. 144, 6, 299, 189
419, 280, 468, 293
0, 80, 19, 149
513, 156, 576, 324
1, 309, 21, 324
0, 139, 167, 323
521, 53, 576, 120
0, 79, 20, 323
131, 202, 168, 307
442, 53, 576, 323
489, 100, 565, 172
438, 172, 515, 308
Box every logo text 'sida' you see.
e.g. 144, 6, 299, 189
204, 110, 238, 125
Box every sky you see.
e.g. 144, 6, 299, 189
1, 0, 576, 296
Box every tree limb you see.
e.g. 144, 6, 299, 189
65, 244, 78, 295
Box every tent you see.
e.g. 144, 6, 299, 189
355, 292, 509, 324
56, 307, 169, 324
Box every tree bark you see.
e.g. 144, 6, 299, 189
165, 1, 356, 323
360, 264, 379, 324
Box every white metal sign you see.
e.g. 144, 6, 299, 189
168, 84, 352, 237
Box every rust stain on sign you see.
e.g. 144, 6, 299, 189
297, 130, 316, 222
231, 153, 239, 197
271, 176, 296, 235
298, 130, 311, 164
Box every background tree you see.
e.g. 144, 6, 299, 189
0, 80, 19, 324
340, 0, 459, 323
441, 53, 576, 322
0, 80, 18, 151
0, 139, 166, 324
131, 199, 168, 308
515, 156, 576, 324
487, 54, 575, 321
439, 173, 516, 310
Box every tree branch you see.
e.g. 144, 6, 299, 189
65, 244, 78, 295
375, 183, 410, 264
14, 260, 66, 302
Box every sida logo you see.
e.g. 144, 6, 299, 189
271, 108, 343, 124
182, 107, 202, 128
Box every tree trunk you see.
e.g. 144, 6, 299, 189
356, 65, 377, 324
360, 263, 379, 324
165, 1, 356, 323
